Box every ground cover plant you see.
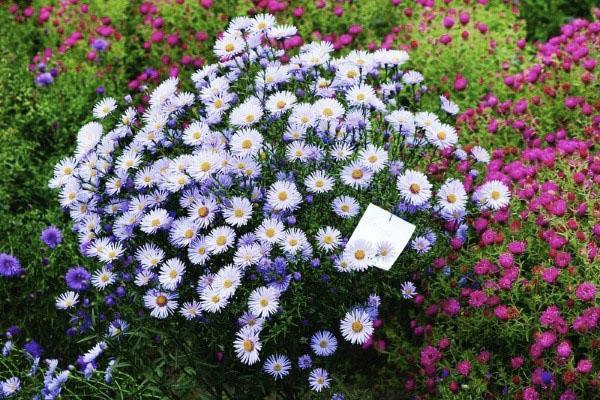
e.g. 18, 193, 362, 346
0, 1, 598, 399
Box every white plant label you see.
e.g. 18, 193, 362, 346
347, 203, 416, 271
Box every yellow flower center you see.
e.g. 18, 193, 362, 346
197, 207, 209, 217
409, 183, 421, 194
156, 295, 168, 307
354, 250, 366, 260
351, 320, 363, 333
491, 190, 501, 200
278, 192, 288, 201
243, 339, 254, 352
216, 236, 227, 246
241, 139, 252, 149
351, 169, 363, 179
224, 43, 235, 52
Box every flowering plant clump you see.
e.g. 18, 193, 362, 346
49, 13, 508, 393
375, 11, 599, 399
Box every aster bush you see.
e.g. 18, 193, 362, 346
45, 13, 509, 396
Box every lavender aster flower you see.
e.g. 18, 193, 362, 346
41, 226, 62, 249
0, 253, 24, 277
65, 266, 91, 291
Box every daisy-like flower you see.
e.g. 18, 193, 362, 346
183, 121, 212, 146
330, 142, 354, 161
312, 98, 345, 122
402, 70, 424, 85
381, 49, 409, 66
308, 368, 331, 392
340, 309, 374, 344
93, 97, 117, 119
397, 170, 432, 206
267, 180, 302, 211
230, 98, 263, 127
56, 291, 79, 310
263, 354, 292, 380
437, 179, 468, 213
230, 128, 263, 157
476, 180, 511, 210
180, 301, 202, 320
1, 377, 21, 397
233, 244, 262, 268
134, 270, 155, 286
223, 196, 253, 227
343, 239, 375, 271
212, 265, 242, 299
311, 331, 338, 357
440, 95, 460, 115
280, 228, 308, 255
386, 109, 415, 133
471, 146, 490, 163
255, 217, 285, 243
116, 149, 142, 172
213, 33, 245, 58
83, 341, 107, 363
375, 241, 396, 263
169, 218, 199, 248
206, 226, 236, 254
251, 13, 276, 33
411, 236, 432, 254
345, 83, 376, 107
141, 208, 172, 234
200, 287, 229, 313
401, 281, 418, 299
135, 243, 165, 270
108, 319, 129, 337
304, 170, 334, 193
98, 242, 125, 264
359, 144, 388, 172
188, 197, 219, 228
143, 289, 178, 319
91, 267, 116, 290
75, 122, 103, 160
289, 103, 316, 126
315, 226, 341, 252
158, 258, 186, 290
248, 286, 280, 318
340, 161, 373, 189
266, 91, 297, 116
425, 122, 458, 149
332, 195, 360, 219
188, 236, 210, 265
234, 326, 262, 365
268, 24, 297, 40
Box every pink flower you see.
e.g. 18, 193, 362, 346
468, 290, 487, 308
541, 267, 560, 284
523, 387, 539, 400
576, 359, 592, 374
575, 282, 597, 302
556, 341, 571, 358
456, 360, 471, 376
454, 75, 468, 91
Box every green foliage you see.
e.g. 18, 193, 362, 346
520, 0, 596, 41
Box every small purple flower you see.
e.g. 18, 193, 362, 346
23, 340, 44, 358
35, 72, 54, 86
41, 225, 62, 249
0, 253, 24, 277
65, 266, 91, 291
91, 38, 109, 52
